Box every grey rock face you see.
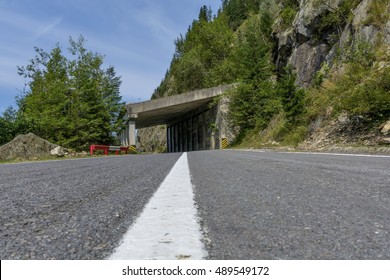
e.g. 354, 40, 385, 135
289, 42, 330, 86
137, 126, 167, 153
380, 121, 390, 135
0, 133, 58, 161
385, 21, 390, 45
274, 0, 390, 86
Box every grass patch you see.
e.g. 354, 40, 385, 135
233, 111, 307, 148
282, 125, 308, 146
364, 0, 390, 28
276, 0, 299, 32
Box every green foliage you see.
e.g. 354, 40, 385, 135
227, 9, 283, 136
154, 0, 307, 147
228, 82, 282, 131
152, 0, 390, 149
0, 106, 34, 146
307, 38, 390, 126
222, 0, 265, 30
0, 107, 15, 145
16, 36, 123, 150
364, 0, 390, 28
259, 111, 289, 142
277, 67, 306, 125
280, 7, 297, 28
317, 0, 361, 34
278, 0, 299, 30
329, 63, 390, 119
153, 9, 235, 98
282, 126, 307, 146
172, 47, 206, 92
232, 13, 274, 84
312, 62, 331, 88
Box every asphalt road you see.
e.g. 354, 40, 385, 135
1, 150, 389, 259
189, 150, 390, 259
0, 153, 181, 259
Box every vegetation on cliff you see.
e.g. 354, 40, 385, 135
2, 0, 389, 151
152, 0, 390, 148
152, 0, 306, 145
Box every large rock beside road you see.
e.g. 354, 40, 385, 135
0, 133, 58, 161
380, 121, 390, 135
50, 146, 65, 157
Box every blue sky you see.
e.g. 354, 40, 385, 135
0, 0, 222, 114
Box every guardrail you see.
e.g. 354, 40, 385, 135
89, 145, 129, 156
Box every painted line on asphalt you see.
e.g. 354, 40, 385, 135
280, 151, 390, 158
108, 152, 206, 260
240, 149, 390, 158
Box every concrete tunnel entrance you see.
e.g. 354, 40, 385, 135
119, 85, 235, 152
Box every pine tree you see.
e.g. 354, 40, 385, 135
17, 36, 123, 150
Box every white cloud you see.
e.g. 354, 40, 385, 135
33, 17, 63, 40
0, 9, 40, 35
0, 0, 223, 111
131, 1, 178, 41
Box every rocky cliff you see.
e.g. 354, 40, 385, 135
137, 126, 167, 153
274, 0, 390, 86
139, 0, 390, 153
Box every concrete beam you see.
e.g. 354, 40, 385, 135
125, 85, 235, 129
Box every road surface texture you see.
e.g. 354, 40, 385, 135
1, 150, 389, 259
189, 150, 390, 259
0, 153, 181, 259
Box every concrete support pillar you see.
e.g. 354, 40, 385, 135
169, 126, 174, 153
178, 122, 182, 152
128, 120, 136, 146
196, 115, 201, 150
167, 125, 171, 153
187, 119, 192, 152
123, 125, 129, 147
167, 126, 171, 153
120, 130, 124, 146
171, 125, 175, 153
174, 124, 178, 153
122, 130, 126, 147
183, 120, 188, 152
178, 123, 181, 152
194, 115, 199, 151
201, 112, 207, 150
205, 110, 211, 150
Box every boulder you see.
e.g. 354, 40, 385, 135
50, 146, 65, 157
352, 0, 371, 28
379, 138, 390, 145
380, 121, 390, 135
0, 133, 58, 161
337, 113, 349, 124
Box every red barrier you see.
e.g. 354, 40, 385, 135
90, 145, 129, 156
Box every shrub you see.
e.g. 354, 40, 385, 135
365, 0, 390, 28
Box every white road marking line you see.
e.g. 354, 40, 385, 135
108, 152, 206, 260
240, 149, 390, 158
280, 151, 390, 158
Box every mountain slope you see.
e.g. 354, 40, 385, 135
139, 0, 390, 152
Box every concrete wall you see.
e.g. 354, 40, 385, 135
119, 85, 237, 152
166, 101, 230, 153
